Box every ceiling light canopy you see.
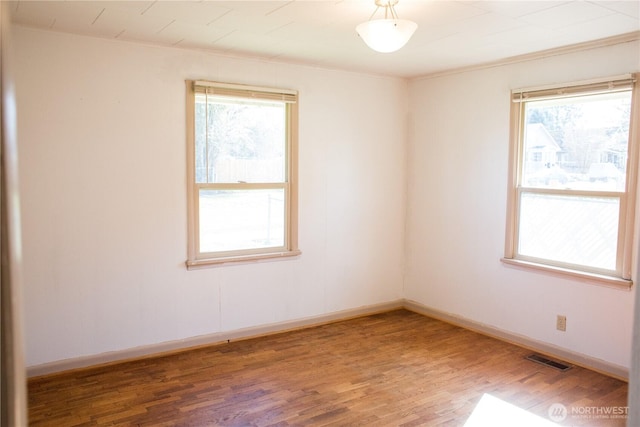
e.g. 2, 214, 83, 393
356, 0, 418, 53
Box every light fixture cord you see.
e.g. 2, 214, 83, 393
389, 4, 399, 19
368, 6, 381, 21
368, 1, 401, 21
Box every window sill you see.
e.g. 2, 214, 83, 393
500, 258, 633, 290
186, 249, 301, 270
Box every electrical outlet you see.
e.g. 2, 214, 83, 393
556, 315, 567, 332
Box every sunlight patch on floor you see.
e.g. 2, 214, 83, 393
464, 394, 559, 427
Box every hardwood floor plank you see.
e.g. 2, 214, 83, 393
28, 310, 628, 426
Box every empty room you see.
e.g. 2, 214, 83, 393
1, 0, 640, 426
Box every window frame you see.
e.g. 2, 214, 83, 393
502, 74, 638, 289
185, 80, 300, 269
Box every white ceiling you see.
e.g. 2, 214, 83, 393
8, 1, 640, 78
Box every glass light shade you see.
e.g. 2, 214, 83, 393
356, 19, 418, 53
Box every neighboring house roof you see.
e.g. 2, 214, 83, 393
525, 123, 561, 153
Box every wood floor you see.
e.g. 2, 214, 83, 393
28, 310, 628, 426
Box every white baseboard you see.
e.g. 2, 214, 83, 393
403, 299, 629, 381
26, 300, 404, 378
27, 299, 628, 381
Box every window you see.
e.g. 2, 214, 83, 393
503, 75, 638, 287
185, 80, 300, 268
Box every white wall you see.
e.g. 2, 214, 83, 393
14, 27, 407, 368
406, 41, 640, 369
15, 24, 639, 373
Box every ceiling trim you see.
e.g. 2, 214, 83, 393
411, 31, 640, 82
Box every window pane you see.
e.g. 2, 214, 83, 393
518, 192, 619, 271
195, 95, 286, 184
522, 91, 631, 192
199, 189, 285, 253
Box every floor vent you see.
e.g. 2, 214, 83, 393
526, 354, 572, 371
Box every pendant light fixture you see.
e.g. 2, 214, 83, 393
356, 0, 418, 53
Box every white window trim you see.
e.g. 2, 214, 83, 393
502, 74, 638, 289
185, 80, 300, 269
